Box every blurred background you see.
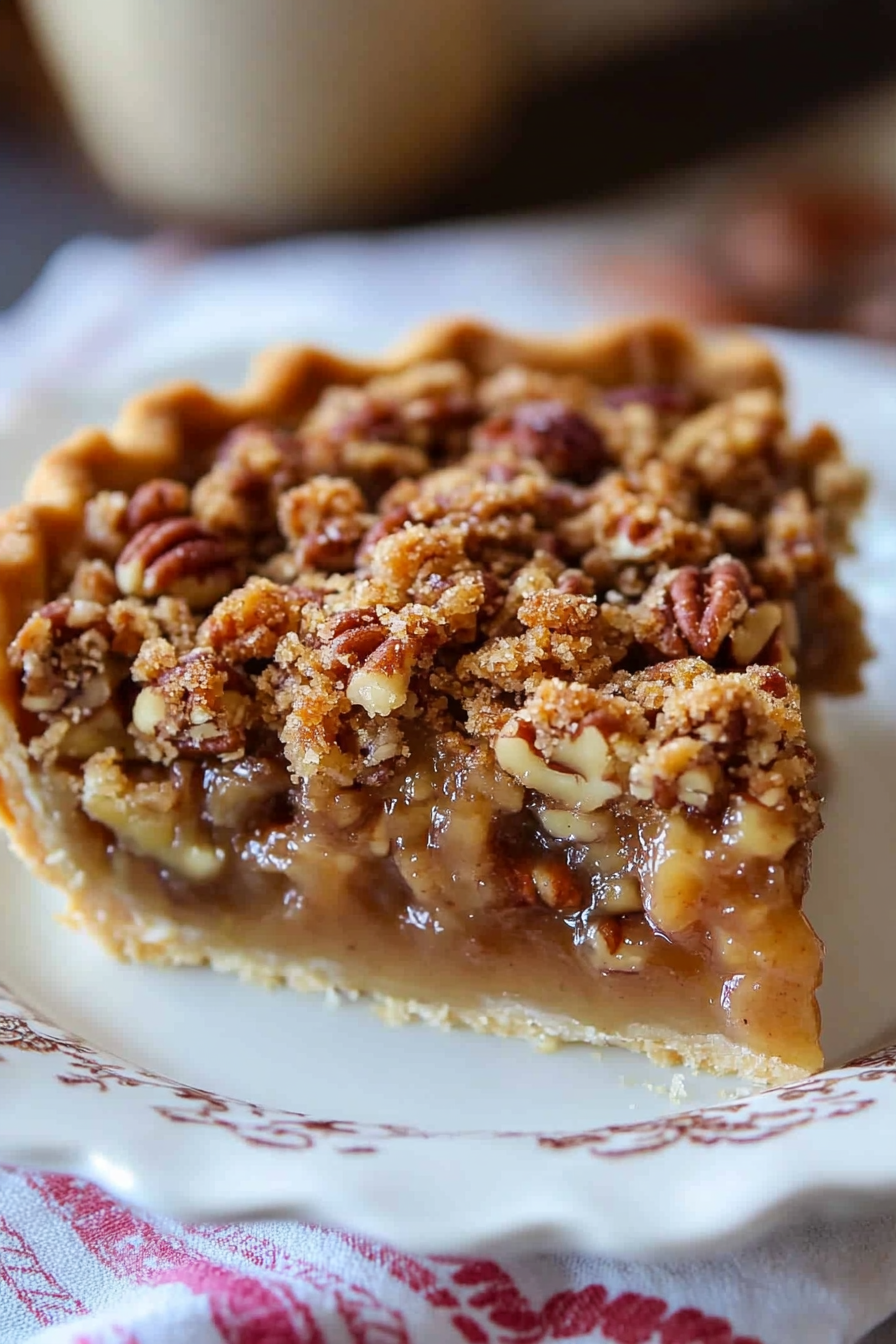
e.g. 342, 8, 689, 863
7, 0, 896, 335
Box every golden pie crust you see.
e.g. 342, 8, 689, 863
0, 318, 869, 1085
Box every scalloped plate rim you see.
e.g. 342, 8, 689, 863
0, 327, 893, 1259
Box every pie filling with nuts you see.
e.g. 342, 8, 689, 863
0, 320, 869, 1084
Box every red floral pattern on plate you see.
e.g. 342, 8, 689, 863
0, 988, 894, 1160
533, 1047, 896, 1157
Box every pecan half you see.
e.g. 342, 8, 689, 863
115, 518, 241, 608
473, 401, 608, 484
323, 608, 389, 666
668, 557, 752, 659
125, 478, 191, 534
331, 624, 388, 664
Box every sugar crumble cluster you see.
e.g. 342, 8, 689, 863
9, 355, 867, 839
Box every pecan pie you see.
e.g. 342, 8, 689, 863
0, 319, 869, 1084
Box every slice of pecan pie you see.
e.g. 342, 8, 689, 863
0, 320, 868, 1084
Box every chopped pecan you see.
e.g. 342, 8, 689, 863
131, 647, 252, 762
192, 423, 301, 538
50, 702, 132, 763
729, 601, 784, 666
403, 389, 479, 443
277, 477, 370, 571
662, 389, 785, 509
495, 711, 622, 811
760, 667, 790, 698
300, 522, 364, 571
331, 625, 388, 664
115, 518, 241, 608
314, 604, 438, 719
68, 559, 119, 606
629, 735, 724, 811
554, 568, 594, 597
356, 506, 412, 567
198, 577, 304, 663
707, 502, 759, 552
336, 441, 430, 500
558, 471, 717, 589
477, 364, 593, 413
760, 488, 827, 587
473, 401, 607, 485
346, 634, 417, 717
316, 365, 477, 456
327, 397, 405, 444
81, 751, 223, 879
596, 917, 623, 955
500, 849, 538, 906
300, 366, 478, 494
9, 598, 113, 719
586, 913, 653, 970
83, 491, 130, 560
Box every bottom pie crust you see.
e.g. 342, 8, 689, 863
57, 909, 809, 1088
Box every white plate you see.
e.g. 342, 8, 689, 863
0, 330, 894, 1260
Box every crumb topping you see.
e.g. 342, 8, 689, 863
9, 354, 868, 824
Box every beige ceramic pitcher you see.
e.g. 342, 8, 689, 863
24, 0, 508, 229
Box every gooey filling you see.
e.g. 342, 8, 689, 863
54, 720, 821, 1074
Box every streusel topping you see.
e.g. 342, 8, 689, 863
9, 357, 867, 823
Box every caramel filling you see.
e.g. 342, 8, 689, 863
51, 725, 821, 1074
